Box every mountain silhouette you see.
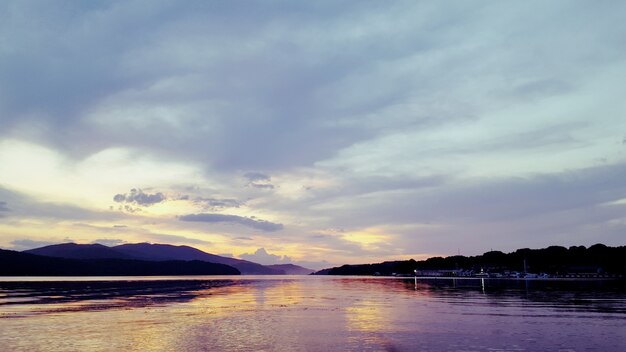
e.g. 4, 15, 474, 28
25, 243, 133, 260
21, 242, 285, 275
266, 264, 314, 275
0, 248, 239, 276
112, 243, 283, 275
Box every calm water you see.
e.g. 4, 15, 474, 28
1, 276, 624, 352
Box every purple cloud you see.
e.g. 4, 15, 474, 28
179, 213, 283, 232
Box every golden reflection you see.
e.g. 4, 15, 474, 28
345, 302, 392, 333
184, 280, 304, 317
113, 311, 174, 352
164, 280, 308, 351
340, 280, 396, 333
0, 277, 436, 351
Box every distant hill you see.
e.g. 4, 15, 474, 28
22, 242, 284, 275
266, 264, 314, 275
114, 243, 230, 262
25, 243, 133, 260
112, 243, 284, 275
314, 260, 418, 276
314, 244, 626, 276
0, 249, 240, 276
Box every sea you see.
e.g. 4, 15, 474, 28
0, 276, 624, 351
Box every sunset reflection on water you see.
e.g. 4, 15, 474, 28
1, 276, 624, 351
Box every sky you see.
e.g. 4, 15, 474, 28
1, 1, 625, 269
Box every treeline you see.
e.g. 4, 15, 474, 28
0, 249, 240, 276
316, 244, 626, 276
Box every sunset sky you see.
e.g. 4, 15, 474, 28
1, 1, 625, 269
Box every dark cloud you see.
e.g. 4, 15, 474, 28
179, 213, 283, 232
419, 162, 626, 224
194, 197, 242, 210
172, 190, 243, 209
1, 1, 623, 174
244, 172, 275, 189
0, 1, 466, 171
116, 205, 142, 213
113, 188, 166, 206
309, 162, 626, 254
337, 163, 626, 226
0, 201, 9, 216
243, 172, 271, 182
250, 183, 275, 190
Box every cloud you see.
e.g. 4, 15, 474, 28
92, 238, 126, 247
0, 1, 379, 170
0, 185, 123, 222
239, 248, 290, 265
9, 239, 57, 251
401, 162, 626, 225
243, 172, 271, 182
0, 1, 623, 175
308, 162, 626, 255
73, 223, 129, 233
145, 233, 212, 245
0, 201, 9, 216
74, 224, 212, 246
238, 247, 331, 270
194, 197, 242, 210
249, 183, 275, 190
244, 172, 275, 189
179, 213, 283, 232
113, 188, 166, 206
116, 205, 142, 213
234, 236, 253, 241
1, 1, 626, 264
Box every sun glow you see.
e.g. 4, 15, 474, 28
342, 228, 392, 249
0, 139, 204, 210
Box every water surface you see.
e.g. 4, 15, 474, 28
1, 276, 624, 351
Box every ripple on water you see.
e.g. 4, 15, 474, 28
0, 276, 624, 351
